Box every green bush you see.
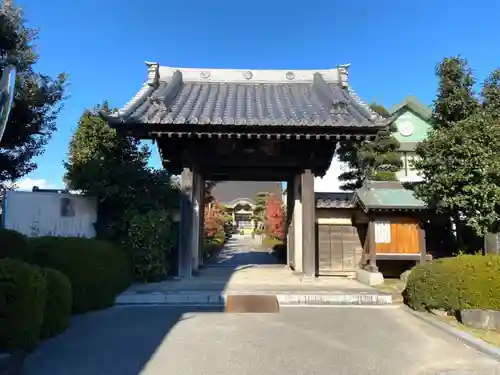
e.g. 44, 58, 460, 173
0, 228, 31, 261
0, 259, 47, 351
39, 268, 72, 339
404, 255, 500, 312
125, 210, 175, 282
28, 237, 131, 314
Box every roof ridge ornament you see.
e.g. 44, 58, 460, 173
337, 63, 350, 87
145, 61, 160, 86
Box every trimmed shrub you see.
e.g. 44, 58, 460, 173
39, 268, 72, 339
0, 259, 47, 351
28, 237, 131, 314
404, 255, 500, 312
126, 210, 175, 282
0, 228, 31, 261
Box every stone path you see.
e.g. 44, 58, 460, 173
117, 237, 391, 305
205, 236, 280, 266
24, 306, 500, 375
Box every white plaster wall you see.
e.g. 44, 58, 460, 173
3, 191, 98, 238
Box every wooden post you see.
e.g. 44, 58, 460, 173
179, 167, 194, 278
191, 171, 202, 272
419, 222, 427, 264
366, 218, 378, 273
301, 169, 316, 279
286, 178, 295, 268
198, 174, 205, 268
293, 174, 303, 272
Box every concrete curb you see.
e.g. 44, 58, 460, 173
404, 306, 500, 362
116, 291, 392, 306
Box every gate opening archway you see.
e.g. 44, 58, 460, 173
101, 63, 386, 280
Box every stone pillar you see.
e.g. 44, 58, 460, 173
179, 167, 194, 278
301, 169, 316, 280
366, 218, 378, 272
419, 223, 427, 264
293, 174, 303, 273
286, 178, 295, 268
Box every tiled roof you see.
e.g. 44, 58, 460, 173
315, 192, 355, 208
102, 62, 386, 128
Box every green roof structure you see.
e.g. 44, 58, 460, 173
354, 181, 426, 212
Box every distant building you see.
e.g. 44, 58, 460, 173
211, 181, 282, 233
315, 95, 432, 192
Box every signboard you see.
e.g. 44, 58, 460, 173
375, 221, 391, 244
0, 65, 17, 143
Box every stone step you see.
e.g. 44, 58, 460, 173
115, 291, 392, 306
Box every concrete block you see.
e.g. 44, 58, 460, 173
356, 269, 384, 286
461, 309, 500, 330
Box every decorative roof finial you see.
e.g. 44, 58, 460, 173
337, 63, 351, 87
144, 61, 160, 86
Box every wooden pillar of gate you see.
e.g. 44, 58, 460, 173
286, 177, 295, 268
179, 167, 194, 278
301, 169, 316, 280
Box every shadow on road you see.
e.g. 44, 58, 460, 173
23, 237, 282, 375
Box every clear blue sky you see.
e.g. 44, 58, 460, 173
16, 0, 500, 188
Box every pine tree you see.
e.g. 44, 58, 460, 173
0, 1, 67, 185
337, 103, 402, 190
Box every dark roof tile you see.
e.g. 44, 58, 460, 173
103, 63, 386, 129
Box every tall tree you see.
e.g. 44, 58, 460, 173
414, 58, 500, 237
64, 102, 177, 241
337, 103, 402, 190
0, 1, 67, 185
431, 56, 479, 129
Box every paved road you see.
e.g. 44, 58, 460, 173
25, 306, 499, 375
205, 236, 280, 266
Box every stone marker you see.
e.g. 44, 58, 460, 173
225, 295, 279, 313
461, 309, 500, 330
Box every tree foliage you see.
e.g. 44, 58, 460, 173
431, 56, 479, 129
0, 1, 67, 185
337, 103, 402, 190
265, 194, 285, 241
414, 56, 500, 236
64, 102, 178, 242
251, 192, 268, 224
204, 201, 225, 238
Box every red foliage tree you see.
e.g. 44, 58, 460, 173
265, 194, 285, 241
204, 201, 225, 238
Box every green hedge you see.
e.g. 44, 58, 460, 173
404, 255, 500, 312
0, 259, 47, 351
0, 228, 31, 261
39, 268, 72, 339
28, 237, 132, 314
